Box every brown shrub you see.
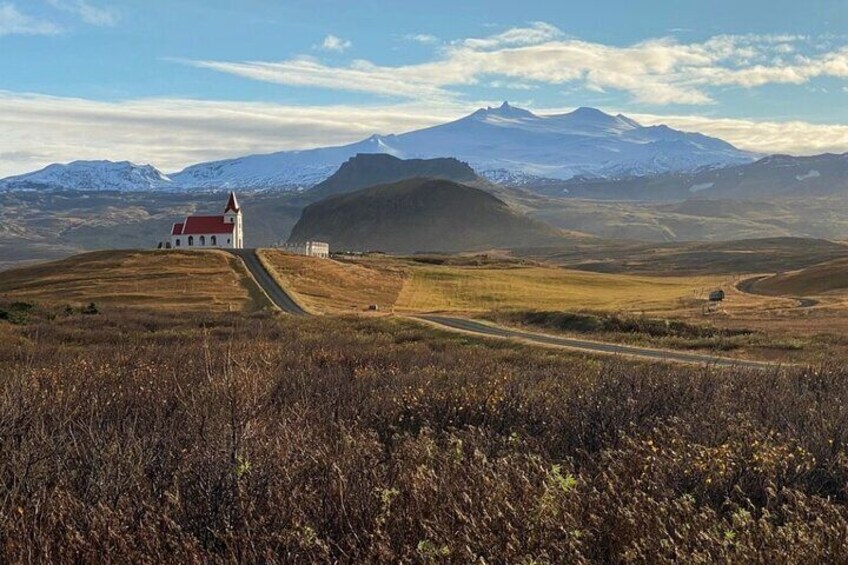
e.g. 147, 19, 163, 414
1, 308, 848, 561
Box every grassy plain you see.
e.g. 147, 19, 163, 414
395, 263, 725, 314
259, 251, 782, 316
0, 249, 270, 312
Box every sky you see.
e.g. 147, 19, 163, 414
1, 0, 848, 176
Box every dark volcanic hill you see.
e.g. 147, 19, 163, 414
288, 177, 573, 253
305, 153, 480, 201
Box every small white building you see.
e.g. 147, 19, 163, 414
170, 192, 244, 249
279, 241, 330, 258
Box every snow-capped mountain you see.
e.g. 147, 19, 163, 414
0, 104, 757, 192
171, 135, 399, 190
0, 160, 173, 192
169, 103, 755, 189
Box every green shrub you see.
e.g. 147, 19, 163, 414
0, 301, 34, 325
81, 302, 99, 315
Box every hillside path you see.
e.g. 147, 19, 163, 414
228, 249, 308, 315
416, 315, 777, 370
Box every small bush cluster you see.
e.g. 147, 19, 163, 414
2, 309, 848, 561
493, 309, 752, 339
0, 301, 34, 325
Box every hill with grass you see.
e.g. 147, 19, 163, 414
288, 178, 575, 253
748, 257, 848, 296
0, 250, 271, 311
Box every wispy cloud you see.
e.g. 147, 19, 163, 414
460, 21, 563, 49
180, 24, 848, 106
318, 34, 351, 52
0, 2, 61, 36
0, 91, 847, 178
46, 0, 119, 27
405, 33, 438, 44
184, 56, 455, 100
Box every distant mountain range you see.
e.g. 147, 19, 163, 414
288, 177, 574, 253
535, 152, 848, 200
0, 103, 756, 193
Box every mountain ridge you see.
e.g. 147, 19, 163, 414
527, 151, 848, 200
0, 103, 757, 192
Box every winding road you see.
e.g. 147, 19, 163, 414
228, 249, 308, 316
416, 315, 774, 370
232, 249, 775, 369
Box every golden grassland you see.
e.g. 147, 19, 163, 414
258, 250, 408, 314
257, 252, 789, 317
0, 250, 271, 312
395, 264, 734, 314
1, 248, 842, 362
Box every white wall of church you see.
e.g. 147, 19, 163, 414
171, 233, 237, 249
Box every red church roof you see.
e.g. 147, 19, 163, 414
224, 191, 240, 213
172, 216, 235, 235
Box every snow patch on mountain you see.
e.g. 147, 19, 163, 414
796, 169, 821, 181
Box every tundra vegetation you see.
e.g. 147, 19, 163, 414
2, 303, 848, 562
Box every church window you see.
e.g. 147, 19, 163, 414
188, 236, 194, 246
211, 235, 217, 246
199, 235, 206, 246
175, 239, 180, 247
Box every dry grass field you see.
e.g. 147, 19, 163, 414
750, 257, 848, 297
258, 252, 787, 316
1, 248, 842, 362
258, 250, 408, 313
395, 263, 730, 314
3, 306, 848, 561
0, 250, 271, 312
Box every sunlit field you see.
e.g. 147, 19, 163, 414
0, 250, 270, 312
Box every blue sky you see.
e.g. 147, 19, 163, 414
1, 0, 848, 175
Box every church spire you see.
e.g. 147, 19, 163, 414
224, 191, 240, 213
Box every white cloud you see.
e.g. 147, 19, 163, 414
1, 91, 847, 178
46, 0, 118, 27
0, 91, 457, 177
461, 21, 563, 49
405, 33, 438, 44
0, 2, 61, 36
182, 25, 848, 106
631, 112, 848, 156
319, 34, 351, 52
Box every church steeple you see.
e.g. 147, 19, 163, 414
224, 191, 240, 213
222, 191, 243, 248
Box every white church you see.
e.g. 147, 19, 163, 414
169, 192, 244, 249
